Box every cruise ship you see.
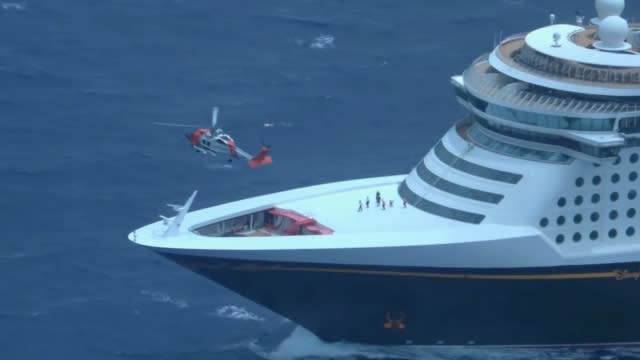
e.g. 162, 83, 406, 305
129, 0, 640, 347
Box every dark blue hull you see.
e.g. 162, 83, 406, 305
158, 252, 640, 347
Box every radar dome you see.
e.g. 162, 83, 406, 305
594, 15, 631, 51
596, 0, 625, 18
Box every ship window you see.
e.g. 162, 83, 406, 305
558, 197, 567, 207
433, 142, 522, 184
484, 103, 615, 131
591, 212, 600, 222
590, 231, 598, 240
611, 173, 620, 184
540, 218, 549, 227
614, 156, 622, 165
609, 228, 618, 238
591, 194, 600, 204
473, 115, 619, 159
630, 172, 638, 182
467, 124, 570, 163
575, 177, 584, 187
555, 234, 565, 244
631, 153, 639, 164
574, 196, 583, 206
398, 181, 485, 224
611, 192, 620, 202
573, 214, 583, 224
557, 216, 566, 226
609, 210, 618, 220
415, 162, 503, 203
627, 227, 635, 237
628, 208, 636, 218
573, 232, 582, 242
629, 190, 637, 200
592, 176, 601, 185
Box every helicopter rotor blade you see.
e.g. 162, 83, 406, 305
212, 107, 219, 128
153, 122, 203, 128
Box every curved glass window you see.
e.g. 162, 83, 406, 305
591, 212, 600, 222
485, 103, 614, 131
573, 232, 582, 242
630, 171, 638, 182
590, 231, 598, 240
467, 124, 570, 163
575, 177, 584, 187
415, 162, 503, 204
474, 115, 619, 159
556, 234, 565, 244
628, 208, 637, 218
591, 194, 600, 204
398, 181, 485, 224
434, 141, 523, 184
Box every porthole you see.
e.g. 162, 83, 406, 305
631, 153, 639, 164
627, 227, 635, 237
556, 234, 565, 244
611, 192, 619, 202
573, 214, 583, 224
609, 228, 618, 238
592, 175, 601, 185
628, 190, 637, 200
614, 156, 622, 165
557, 216, 566, 225
590, 212, 600, 222
557, 197, 566, 207
591, 194, 600, 204
609, 210, 618, 220
630, 171, 638, 182
628, 208, 637, 218
575, 177, 584, 187
574, 196, 583, 206
612, 173, 621, 183
540, 218, 549, 227
589, 231, 598, 240
573, 232, 581, 242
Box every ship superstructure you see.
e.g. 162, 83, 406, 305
130, 0, 640, 347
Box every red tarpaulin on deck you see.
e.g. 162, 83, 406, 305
268, 208, 334, 235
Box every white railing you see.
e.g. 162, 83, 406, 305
463, 60, 640, 116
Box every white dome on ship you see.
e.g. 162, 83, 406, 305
594, 15, 631, 51
596, 0, 625, 18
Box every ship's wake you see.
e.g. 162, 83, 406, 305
244, 326, 640, 360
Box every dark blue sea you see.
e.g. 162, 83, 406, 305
2, 0, 640, 359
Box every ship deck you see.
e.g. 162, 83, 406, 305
129, 175, 540, 253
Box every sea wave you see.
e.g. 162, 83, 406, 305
139, 289, 188, 309
249, 326, 640, 360
209, 305, 265, 321
1, 2, 26, 11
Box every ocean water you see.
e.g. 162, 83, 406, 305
2, 0, 640, 359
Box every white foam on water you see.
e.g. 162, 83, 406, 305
209, 305, 265, 322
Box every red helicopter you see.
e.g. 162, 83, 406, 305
154, 107, 273, 168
